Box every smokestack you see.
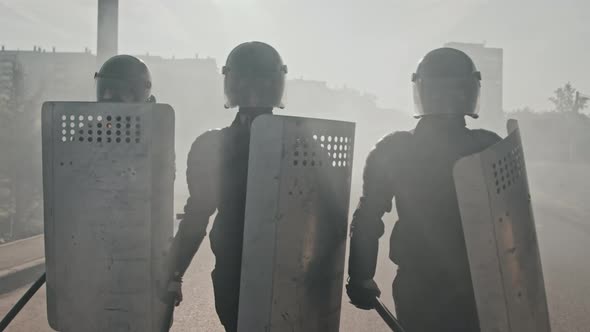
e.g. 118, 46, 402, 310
97, 0, 119, 67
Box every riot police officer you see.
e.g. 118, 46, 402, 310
95, 54, 156, 103
165, 41, 288, 331
346, 48, 502, 331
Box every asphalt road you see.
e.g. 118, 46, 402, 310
1, 162, 589, 331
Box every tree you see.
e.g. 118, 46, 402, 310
549, 82, 587, 113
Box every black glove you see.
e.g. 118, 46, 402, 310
158, 273, 183, 307
346, 278, 381, 310
168, 277, 183, 307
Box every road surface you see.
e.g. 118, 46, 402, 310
1, 162, 589, 331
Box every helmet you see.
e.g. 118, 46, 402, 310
412, 48, 481, 118
222, 41, 288, 109
95, 55, 152, 102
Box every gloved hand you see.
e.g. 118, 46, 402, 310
159, 273, 183, 307
346, 278, 381, 310
167, 278, 183, 307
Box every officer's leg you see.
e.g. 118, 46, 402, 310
394, 271, 479, 332
392, 271, 439, 332
437, 291, 480, 331
211, 260, 241, 332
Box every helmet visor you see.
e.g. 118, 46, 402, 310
414, 77, 480, 117
224, 71, 285, 109
95, 73, 151, 103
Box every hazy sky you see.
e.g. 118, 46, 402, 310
1, 0, 589, 112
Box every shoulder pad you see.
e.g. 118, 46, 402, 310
191, 129, 223, 149
470, 129, 502, 148
364, 131, 413, 168
187, 128, 226, 166
373, 131, 413, 152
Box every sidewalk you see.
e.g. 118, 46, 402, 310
0, 235, 45, 294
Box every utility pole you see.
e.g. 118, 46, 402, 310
97, 0, 119, 67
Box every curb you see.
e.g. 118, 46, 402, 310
0, 234, 43, 249
0, 258, 45, 294
0, 234, 45, 294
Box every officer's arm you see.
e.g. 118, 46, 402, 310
168, 132, 220, 280
348, 134, 398, 281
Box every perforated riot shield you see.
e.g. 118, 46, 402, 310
238, 115, 355, 332
453, 120, 551, 332
42, 102, 174, 332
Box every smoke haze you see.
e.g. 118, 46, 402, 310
1, 0, 589, 111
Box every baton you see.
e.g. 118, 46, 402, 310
160, 300, 175, 332
0, 272, 46, 331
373, 297, 406, 332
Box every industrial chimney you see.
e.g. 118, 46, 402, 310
97, 0, 119, 67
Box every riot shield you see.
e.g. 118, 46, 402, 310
238, 115, 355, 332
453, 120, 550, 332
42, 102, 174, 332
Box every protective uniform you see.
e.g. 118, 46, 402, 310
95, 54, 155, 103
347, 48, 501, 331
167, 41, 287, 332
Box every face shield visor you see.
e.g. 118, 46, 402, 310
412, 73, 481, 118
94, 73, 152, 103
222, 65, 287, 109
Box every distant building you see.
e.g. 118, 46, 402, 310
445, 42, 504, 131
0, 46, 416, 216
0, 48, 222, 106
0, 48, 226, 134
0, 48, 95, 102
0, 47, 227, 225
